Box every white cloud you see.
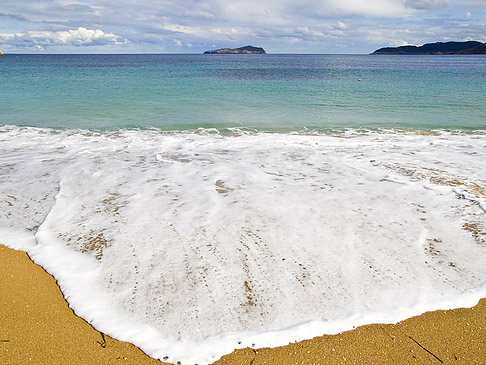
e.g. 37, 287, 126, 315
0, 27, 126, 48
182, 10, 216, 19
325, 0, 411, 16
0, 0, 484, 53
336, 21, 348, 30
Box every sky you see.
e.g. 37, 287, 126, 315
0, 0, 485, 54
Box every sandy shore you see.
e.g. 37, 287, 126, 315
1, 243, 485, 364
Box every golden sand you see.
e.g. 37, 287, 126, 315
1, 244, 485, 364
0, 245, 162, 365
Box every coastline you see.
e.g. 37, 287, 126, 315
0, 244, 164, 365
1, 243, 485, 364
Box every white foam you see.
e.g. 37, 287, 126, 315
1, 126, 486, 364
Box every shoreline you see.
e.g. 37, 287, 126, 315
1, 244, 485, 364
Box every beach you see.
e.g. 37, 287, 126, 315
0, 244, 162, 365
2, 243, 485, 364
1, 54, 485, 364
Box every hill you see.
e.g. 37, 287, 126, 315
371, 41, 485, 55
204, 45, 266, 54
458, 42, 486, 54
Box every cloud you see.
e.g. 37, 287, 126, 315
336, 21, 348, 30
405, 0, 447, 10
0, 0, 484, 53
0, 12, 29, 21
404, 0, 448, 10
324, 0, 411, 16
182, 10, 216, 20
0, 27, 126, 49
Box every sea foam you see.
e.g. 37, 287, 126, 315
1, 126, 485, 364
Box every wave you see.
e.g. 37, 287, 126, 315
1, 126, 485, 364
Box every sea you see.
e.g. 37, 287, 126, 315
1, 54, 485, 364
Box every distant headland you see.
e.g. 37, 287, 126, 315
204, 45, 266, 54
371, 41, 486, 55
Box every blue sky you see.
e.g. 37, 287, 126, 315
0, 0, 485, 53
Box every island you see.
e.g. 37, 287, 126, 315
204, 45, 266, 54
371, 41, 486, 55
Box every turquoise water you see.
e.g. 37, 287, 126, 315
1, 54, 485, 130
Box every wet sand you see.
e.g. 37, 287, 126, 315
1, 243, 485, 364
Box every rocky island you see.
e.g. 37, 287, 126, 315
371, 41, 486, 55
204, 45, 266, 54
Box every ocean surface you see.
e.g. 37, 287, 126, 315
1, 54, 486, 364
